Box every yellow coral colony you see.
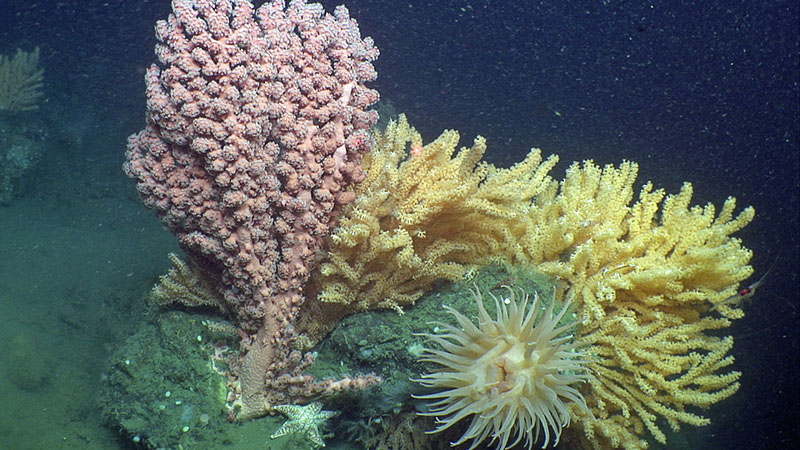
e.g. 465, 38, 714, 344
0, 47, 44, 111
150, 253, 226, 310
308, 115, 754, 449
300, 114, 558, 337
527, 161, 753, 449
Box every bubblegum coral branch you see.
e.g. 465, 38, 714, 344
124, 0, 379, 420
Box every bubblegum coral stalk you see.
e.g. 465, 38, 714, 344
124, 0, 380, 420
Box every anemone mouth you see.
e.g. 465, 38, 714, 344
413, 285, 592, 450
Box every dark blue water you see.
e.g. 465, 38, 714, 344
1, 1, 796, 449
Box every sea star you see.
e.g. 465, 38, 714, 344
270, 402, 337, 448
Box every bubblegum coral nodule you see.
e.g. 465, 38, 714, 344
124, 0, 380, 420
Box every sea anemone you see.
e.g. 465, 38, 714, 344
414, 286, 591, 449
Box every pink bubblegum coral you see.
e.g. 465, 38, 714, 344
124, 0, 379, 420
